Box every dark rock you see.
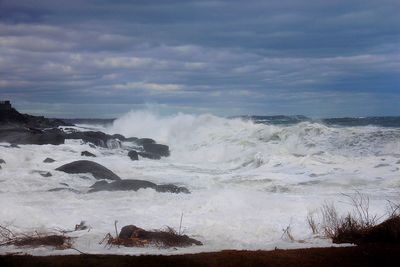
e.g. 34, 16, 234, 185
138, 152, 161, 160
56, 160, 121, 180
111, 134, 126, 141
119, 225, 143, 239
64, 131, 121, 149
125, 137, 138, 142
128, 151, 139, 161
88, 179, 190, 194
135, 138, 156, 145
0, 127, 65, 145
117, 225, 202, 247
40, 172, 52, 177
78, 175, 92, 180
75, 221, 89, 231
81, 151, 96, 157
143, 143, 170, 157
43, 158, 56, 163
156, 184, 190, 194
48, 188, 81, 193
0, 159, 5, 164
63, 127, 78, 133
64, 131, 109, 147
9, 144, 20, 148
0, 105, 71, 129
106, 139, 121, 149
89, 179, 156, 193
32, 170, 52, 177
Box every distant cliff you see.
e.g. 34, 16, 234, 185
0, 103, 71, 129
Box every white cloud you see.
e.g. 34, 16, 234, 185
113, 82, 182, 92
94, 57, 155, 68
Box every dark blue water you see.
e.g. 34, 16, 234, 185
240, 116, 400, 127
65, 115, 400, 128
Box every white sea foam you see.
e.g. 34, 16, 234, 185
0, 110, 399, 255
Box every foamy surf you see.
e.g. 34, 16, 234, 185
0, 110, 399, 255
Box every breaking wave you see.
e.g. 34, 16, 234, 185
107, 111, 400, 168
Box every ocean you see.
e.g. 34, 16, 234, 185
1, 111, 399, 255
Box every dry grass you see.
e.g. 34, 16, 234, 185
307, 212, 319, 235
101, 223, 202, 248
281, 225, 295, 242
311, 192, 400, 244
387, 200, 400, 219
0, 225, 72, 249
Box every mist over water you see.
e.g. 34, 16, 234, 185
109, 111, 400, 165
1, 110, 400, 255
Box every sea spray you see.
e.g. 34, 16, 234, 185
0, 110, 399, 255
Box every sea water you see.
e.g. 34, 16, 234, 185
0, 111, 399, 255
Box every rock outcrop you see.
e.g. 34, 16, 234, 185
43, 158, 56, 163
115, 225, 202, 247
138, 152, 162, 160
0, 128, 65, 145
88, 179, 190, 194
0, 104, 70, 128
0, 104, 171, 156
0, 105, 69, 145
64, 131, 119, 148
143, 143, 170, 157
56, 160, 121, 180
81, 151, 96, 157
128, 150, 139, 161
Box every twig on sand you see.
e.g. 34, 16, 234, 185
179, 212, 184, 235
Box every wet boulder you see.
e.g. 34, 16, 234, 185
48, 188, 81, 194
156, 184, 190, 194
32, 170, 52, 177
56, 160, 121, 180
125, 137, 138, 142
64, 131, 109, 147
143, 143, 170, 157
0, 127, 65, 145
116, 225, 202, 247
89, 179, 156, 193
88, 179, 190, 194
138, 152, 161, 160
43, 157, 56, 163
64, 131, 123, 149
135, 138, 156, 145
111, 134, 126, 141
81, 151, 96, 157
128, 150, 139, 161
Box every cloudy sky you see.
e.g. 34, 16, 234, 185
0, 0, 399, 118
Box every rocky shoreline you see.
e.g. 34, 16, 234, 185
0, 104, 190, 195
2, 104, 400, 259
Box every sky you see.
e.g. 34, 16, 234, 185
0, 0, 399, 118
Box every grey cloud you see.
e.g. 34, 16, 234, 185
0, 0, 399, 117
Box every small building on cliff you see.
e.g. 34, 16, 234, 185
0, 101, 12, 111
